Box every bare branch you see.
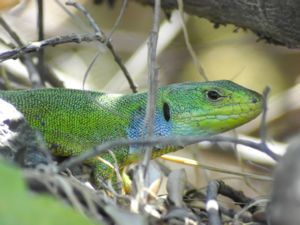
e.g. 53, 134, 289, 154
107, 0, 128, 40
260, 86, 270, 144
0, 17, 43, 88
66, 0, 102, 35
36, 0, 46, 85
206, 181, 222, 225
259, 86, 280, 161
177, 0, 208, 81
0, 1, 138, 92
58, 135, 277, 173
0, 33, 104, 62
66, 0, 138, 93
142, 0, 161, 177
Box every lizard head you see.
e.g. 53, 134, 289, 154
125, 80, 263, 159
158, 80, 263, 136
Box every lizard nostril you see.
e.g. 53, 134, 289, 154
252, 98, 258, 104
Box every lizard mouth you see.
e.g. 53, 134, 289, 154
172, 102, 262, 136
176, 102, 262, 120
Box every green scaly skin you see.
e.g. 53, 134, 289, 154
0, 80, 262, 186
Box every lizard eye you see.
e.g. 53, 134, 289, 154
163, 102, 170, 121
206, 90, 222, 101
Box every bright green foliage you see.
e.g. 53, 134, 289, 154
0, 161, 97, 225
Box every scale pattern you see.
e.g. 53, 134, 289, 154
0, 80, 263, 184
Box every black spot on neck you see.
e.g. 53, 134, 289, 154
163, 102, 170, 121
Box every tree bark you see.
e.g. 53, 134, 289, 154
0, 99, 50, 168
136, 0, 300, 48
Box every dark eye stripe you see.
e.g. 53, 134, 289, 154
163, 102, 170, 121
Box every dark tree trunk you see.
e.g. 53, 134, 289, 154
136, 0, 300, 48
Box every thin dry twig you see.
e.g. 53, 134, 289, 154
36, 0, 62, 88
107, 0, 128, 40
0, 0, 137, 92
36, 0, 45, 84
58, 135, 277, 173
107, 41, 138, 93
233, 199, 269, 225
66, 0, 102, 34
0, 36, 16, 49
160, 155, 272, 181
66, 0, 138, 93
142, 0, 161, 179
55, 175, 86, 215
0, 33, 104, 62
217, 180, 255, 211
205, 180, 261, 224
176, 0, 208, 81
82, 49, 102, 89
54, 0, 89, 31
23, 168, 133, 224
167, 169, 187, 207
260, 86, 270, 145
259, 86, 280, 160
206, 181, 222, 225
105, 11, 184, 92
0, 17, 43, 88
108, 150, 123, 193
81, 0, 129, 89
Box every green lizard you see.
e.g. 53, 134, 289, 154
0, 80, 262, 186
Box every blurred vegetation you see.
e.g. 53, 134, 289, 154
0, 160, 97, 225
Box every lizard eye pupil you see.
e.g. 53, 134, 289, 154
163, 102, 170, 122
207, 90, 222, 101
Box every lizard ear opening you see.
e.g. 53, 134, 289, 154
163, 102, 170, 122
